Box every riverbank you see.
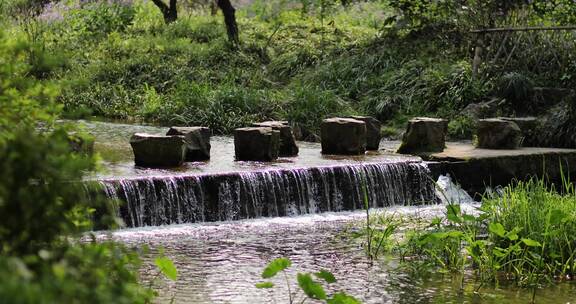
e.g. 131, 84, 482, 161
4, 0, 575, 142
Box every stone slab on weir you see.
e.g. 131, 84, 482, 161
426, 143, 576, 196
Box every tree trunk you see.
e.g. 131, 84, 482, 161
217, 0, 239, 45
151, 0, 178, 24
210, 0, 218, 16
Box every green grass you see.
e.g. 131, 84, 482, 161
4, 0, 575, 138
394, 176, 576, 289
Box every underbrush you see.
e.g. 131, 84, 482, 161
359, 176, 576, 296
4, 0, 575, 139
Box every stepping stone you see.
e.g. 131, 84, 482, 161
498, 117, 537, 147
166, 126, 211, 161
321, 118, 366, 155
234, 127, 280, 161
130, 133, 186, 167
348, 116, 382, 150
252, 121, 299, 157
397, 117, 448, 154
477, 118, 522, 149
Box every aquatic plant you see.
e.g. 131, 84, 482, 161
403, 175, 576, 290
255, 257, 361, 304
356, 172, 399, 261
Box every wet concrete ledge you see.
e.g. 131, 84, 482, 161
425, 143, 576, 197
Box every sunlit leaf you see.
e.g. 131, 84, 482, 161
462, 214, 476, 222
262, 257, 291, 279
327, 292, 362, 304
297, 273, 326, 300
489, 222, 506, 238
315, 270, 336, 283
255, 282, 274, 289
446, 204, 462, 223
492, 248, 507, 258
521, 238, 542, 247
154, 256, 178, 281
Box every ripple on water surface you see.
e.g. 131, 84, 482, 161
98, 205, 576, 304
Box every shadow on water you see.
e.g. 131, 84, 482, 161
100, 207, 575, 304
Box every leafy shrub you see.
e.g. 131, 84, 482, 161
0, 29, 153, 303
495, 72, 535, 111
0, 243, 154, 304
447, 115, 476, 140
68, 1, 136, 37
401, 176, 576, 287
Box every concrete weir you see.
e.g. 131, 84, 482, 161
426, 143, 576, 196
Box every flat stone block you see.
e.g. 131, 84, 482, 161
498, 117, 538, 147
166, 126, 211, 161
321, 118, 366, 155
397, 117, 447, 155
252, 121, 299, 157
348, 116, 382, 150
477, 118, 522, 149
130, 133, 186, 168
234, 127, 280, 161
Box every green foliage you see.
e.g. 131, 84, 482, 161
154, 256, 178, 281
447, 115, 475, 140
67, 2, 136, 37
401, 176, 576, 288
4, 0, 574, 138
495, 72, 535, 110
0, 27, 153, 303
297, 273, 327, 300
256, 257, 360, 303
262, 257, 291, 279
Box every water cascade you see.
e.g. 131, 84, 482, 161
99, 161, 437, 227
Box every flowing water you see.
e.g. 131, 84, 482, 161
79, 120, 575, 303
99, 206, 575, 304
78, 120, 436, 227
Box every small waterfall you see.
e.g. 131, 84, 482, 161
98, 162, 437, 227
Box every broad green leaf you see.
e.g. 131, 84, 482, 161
521, 238, 542, 247
492, 248, 507, 258
489, 223, 506, 238
297, 273, 326, 300
154, 256, 178, 281
262, 258, 291, 279
315, 270, 336, 283
446, 230, 464, 239
255, 282, 274, 289
446, 204, 462, 223
327, 292, 361, 304
506, 231, 519, 241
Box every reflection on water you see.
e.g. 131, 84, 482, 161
70, 120, 411, 180
99, 206, 575, 304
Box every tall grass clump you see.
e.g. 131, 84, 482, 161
401, 175, 576, 291
482, 178, 576, 283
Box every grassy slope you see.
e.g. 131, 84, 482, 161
13, 1, 575, 139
